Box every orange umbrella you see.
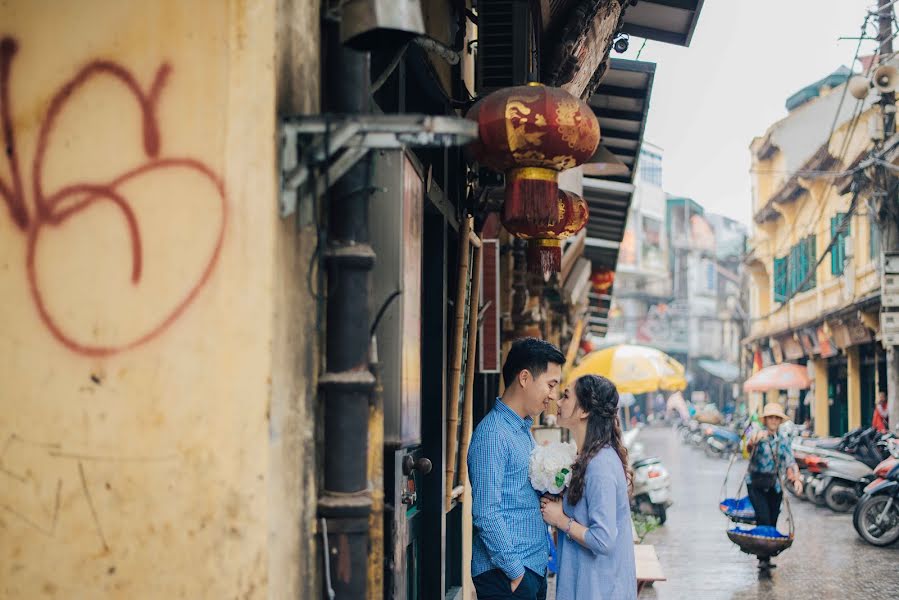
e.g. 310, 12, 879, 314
742, 363, 810, 393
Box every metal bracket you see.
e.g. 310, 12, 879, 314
279, 114, 479, 218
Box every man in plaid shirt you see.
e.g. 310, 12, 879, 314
468, 338, 565, 600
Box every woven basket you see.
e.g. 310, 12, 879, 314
727, 529, 794, 558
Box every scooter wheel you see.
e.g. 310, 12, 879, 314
855, 495, 899, 547
824, 482, 856, 513
653, 504, 667, 525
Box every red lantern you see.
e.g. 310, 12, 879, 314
590, 268, 615, 294
467, 83, 600, 227
503, 190, 589, 275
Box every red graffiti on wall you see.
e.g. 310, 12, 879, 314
0, 37, 226, 357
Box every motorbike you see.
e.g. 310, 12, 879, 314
704, 424, 743, 459
852, 439, 899, 547
624, 427, 673, 524
804, 453, 874, 512
631, 456, 672, 524
793, 429, 894, 511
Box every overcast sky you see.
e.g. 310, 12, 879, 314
617, 0, 883, 226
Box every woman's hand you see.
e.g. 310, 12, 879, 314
540, 495, 567, 529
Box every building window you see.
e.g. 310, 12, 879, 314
831, 212, 850, 275
774, 235, 816, 303
773, 256, 788, 303
638, 150, 663, 187
795, 235, 816, 292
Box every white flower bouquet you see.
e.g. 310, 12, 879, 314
529, 441, 577, 495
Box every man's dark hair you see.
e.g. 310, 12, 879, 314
502, 337, 566, 388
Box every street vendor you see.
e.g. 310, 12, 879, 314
745, 403, 803, 570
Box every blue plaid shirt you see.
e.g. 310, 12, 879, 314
469, 398, 548, 580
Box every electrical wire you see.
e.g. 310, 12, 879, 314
751, 182, 862, 322
765, 24, 873, 261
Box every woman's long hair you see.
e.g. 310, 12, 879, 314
566, 374, 633, 505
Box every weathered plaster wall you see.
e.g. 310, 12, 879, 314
0, 1, 316, 597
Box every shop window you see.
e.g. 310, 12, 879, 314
831, 212, 850, 275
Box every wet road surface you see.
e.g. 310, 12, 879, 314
637, 425, 899, 599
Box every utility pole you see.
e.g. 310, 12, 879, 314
877, 0, 899, 432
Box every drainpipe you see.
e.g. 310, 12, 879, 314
318, 20, 374, 600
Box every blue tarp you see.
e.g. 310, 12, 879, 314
720, 496, 756, 523
729, 525, 789, 539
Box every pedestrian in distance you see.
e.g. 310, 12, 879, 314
745, 402, 803, 571
468, 337, 565, 600
872, 390, 890, 433
539, 375, 637, 600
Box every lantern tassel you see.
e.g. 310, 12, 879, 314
505, 167, 559, 227
527, 240, 562, 276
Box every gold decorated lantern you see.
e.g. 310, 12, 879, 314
467, 83, 599, 273
504, 190, 589, 275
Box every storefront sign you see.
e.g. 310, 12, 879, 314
770, 339, 784, 364
847, 318, 873, 345
777, 335, 804, 361
817, 326, 837, 358
828, 320, 853, 349
799, 328, 819, 356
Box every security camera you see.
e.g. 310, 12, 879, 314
613, 34, 629, 54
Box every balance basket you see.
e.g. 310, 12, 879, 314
727, 526, 793, 558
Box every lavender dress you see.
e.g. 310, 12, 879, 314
556, 447, 637, 600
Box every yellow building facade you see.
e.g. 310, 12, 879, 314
746, 80, 884, 437
0, 2, 321, 597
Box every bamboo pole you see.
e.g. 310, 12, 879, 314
446, 216, 473, 512
459, 240, 482, 493
367, 341, 384, 600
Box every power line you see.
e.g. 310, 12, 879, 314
751, 181, 863, 322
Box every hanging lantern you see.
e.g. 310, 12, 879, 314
502, 190, 589, 275
590, 268, 615, 294
467, 83, 600, 227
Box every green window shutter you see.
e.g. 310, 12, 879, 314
831, 214, 848, 276
805, 235, 817, 290
773, 256, 788, 303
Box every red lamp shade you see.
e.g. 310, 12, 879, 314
590, 268, 615, 293
502, 190, 589, 275
467, 83, 600, 226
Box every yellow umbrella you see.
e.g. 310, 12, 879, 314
566, 344, 687, 394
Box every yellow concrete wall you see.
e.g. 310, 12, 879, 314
0, 2, 317, 598
847, 347, 862, 431
749, 108, 880, 335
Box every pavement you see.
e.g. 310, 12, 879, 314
636, 424, 899, 599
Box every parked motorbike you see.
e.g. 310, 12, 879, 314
806, 453, 874, 512
624, 427, 673, 524
852, 440, 899, 547
793, 428, 895, 511
704, 424, 743, 459
631, 456, 672, 524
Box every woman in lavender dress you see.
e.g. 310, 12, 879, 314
540, 375, 637, 600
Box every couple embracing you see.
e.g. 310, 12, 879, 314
468, 338, 637, 600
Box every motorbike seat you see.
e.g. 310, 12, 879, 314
632, 457, 661, 469
816, 440, 843, 450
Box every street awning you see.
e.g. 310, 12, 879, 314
620, 0, 705, 47
697, 359, 740, 383
743, 363, 810, 393
582, 59, 655, 337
